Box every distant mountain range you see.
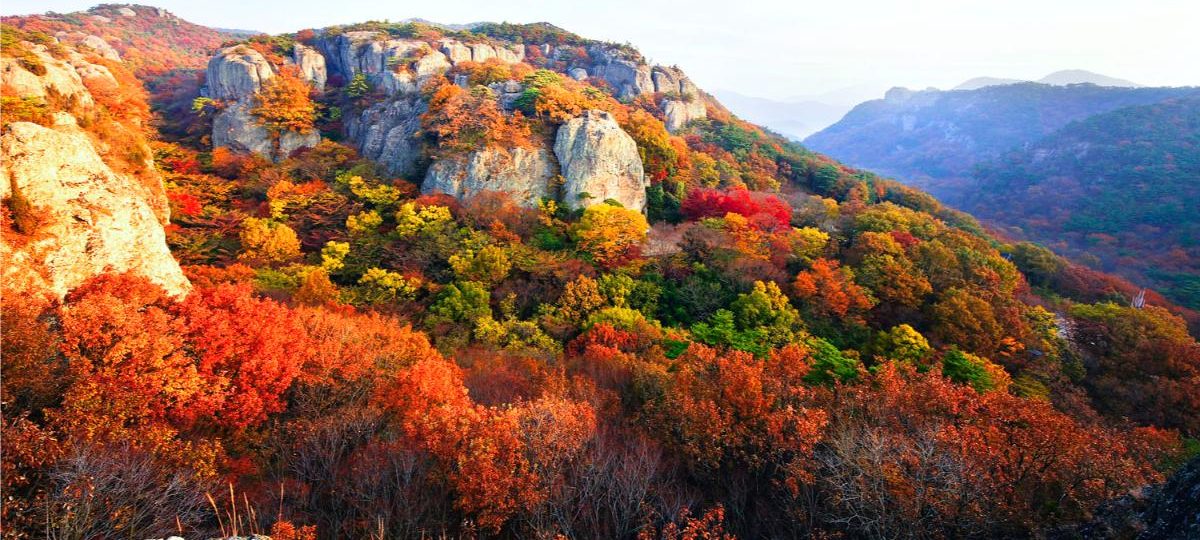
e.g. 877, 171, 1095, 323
802, 83, 1194, 189
719, 70, 1141, 140
711, 90, 851, 140
956, 70, 1141, 90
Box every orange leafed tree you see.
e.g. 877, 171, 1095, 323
251, 67, 317, 135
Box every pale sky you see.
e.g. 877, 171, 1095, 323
5, 0, 1198, 101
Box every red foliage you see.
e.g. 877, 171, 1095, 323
681, 188, 792, 231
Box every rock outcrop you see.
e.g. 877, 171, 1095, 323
291, 43, 327, 91
2, 117, 190, 298
346, 96, 427, 177
0, 43, 95, 107
316, 31, 451, 94
662, 98, 706, 133
205, 45, 320, 160
422, 147, 556, 207
438, 39, 524, 65
554, 110, 647, 211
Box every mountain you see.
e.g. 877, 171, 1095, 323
3, 5, 1199, 540
955, 76, 1023, 90
1038, 69, 1140, 87
954, 70, 1140, 91
803, 83, 1196, 192
962, 95, 1200, 309
712, 89, 848, 139
2, 4, 234, 77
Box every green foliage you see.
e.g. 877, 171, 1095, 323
428, 281, 492, 326
449, 245, 512, 285
941, 348, 996, 392
356, 267, 420, 304
690, 309, 770, 357
345, 73, 372, 98
804, 337, 859, 385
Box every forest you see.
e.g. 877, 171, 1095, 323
2, 5, 1199, 539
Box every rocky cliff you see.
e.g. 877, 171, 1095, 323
422, 146, 556, 207
2, 34, 189, 298
205, 24, 706, 212
205, 45, 321, 161
538, 43, 707, 133
2, 117, 190, 298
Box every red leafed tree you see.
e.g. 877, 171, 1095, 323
56, 274, 224, 441
681, 187, 792, 230
792, 258, 876, 323
174, 283, 310, 429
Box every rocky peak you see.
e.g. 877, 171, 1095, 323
205, 45, 276, 100
291, 43, 327, 91
422, 146, 556, 207
554, 110, 647, 211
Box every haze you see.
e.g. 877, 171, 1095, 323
5, 0, 1198, 101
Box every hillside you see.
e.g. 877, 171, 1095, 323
804, 83, 1195, 193
963, 96, 1200, 309
3, 5, 1199, 540
2, 4, 231, 76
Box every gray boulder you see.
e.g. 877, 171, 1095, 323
554, 110, 647, 211
292, 43, 327, 91
205, 46, 274, 100
662, 99, 706, 133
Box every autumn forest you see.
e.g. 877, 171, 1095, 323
1, 4, 1198, 540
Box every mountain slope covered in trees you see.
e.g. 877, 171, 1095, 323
2, 5, 1199, 540
962, 95, 1200, 309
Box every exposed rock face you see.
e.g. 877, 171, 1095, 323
662, 98, 706, 133
51, 32, 121, 62
346, 97, 427, 177
210, 100, 271, 155
1062, 456, 1200, 540
438, 39, 524, 65
1138, 456, 1200, 539
316, 31, 450, 94
554, 110, 647, 211
1, 119, 190, 298
0, 44, 94, 107
205, 46, 319, 161
205, 46, 274, 99
422, 147, 556, 207
291, 43, 326, 91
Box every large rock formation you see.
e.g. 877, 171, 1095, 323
422, 147, 555, 207
2, 116, 190, 298
554, 110, 647, 211
541, 44, 706, 132
315, 31, 452, 93
205, 46, 320, 161
346, 96, 427, 177
0, 43, 95, 107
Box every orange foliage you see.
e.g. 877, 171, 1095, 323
422, 81, 532, 152
792, 258, 875, 322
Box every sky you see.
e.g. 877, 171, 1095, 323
5, 0, 1199, 102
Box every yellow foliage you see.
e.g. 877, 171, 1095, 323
238, 218, 301, 265
574, 204, 649, 268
